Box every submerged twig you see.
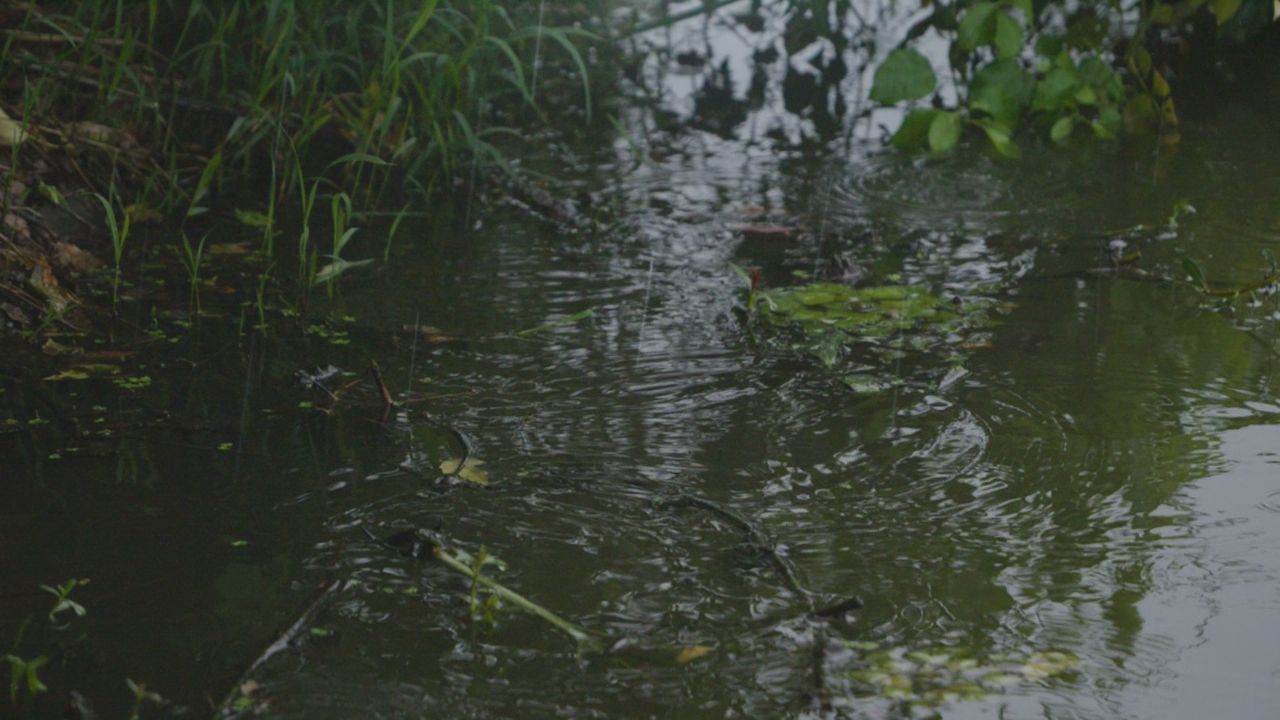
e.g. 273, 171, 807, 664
368, 360, 395, 407
659, 494, 809, 601
214, 579, 341, 719
659, 494, 863, 713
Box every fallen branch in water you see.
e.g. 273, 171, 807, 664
659, 494, 810, 602
214, 579, 341, 719
657, 492, 863, 711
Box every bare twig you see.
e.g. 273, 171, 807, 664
214, 579, 341, 719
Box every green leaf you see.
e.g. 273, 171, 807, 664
312, 257, 374, 285
24, 657, 47, 695
842, 375, 900, 395
1035, 34, 1064, 58
8, 657, 21, 703
188, 152, 223, 218
1077, 57, 1125, 102
234, 209, 272, 228
1216, 0, 1273, 42
1182, 256, 1209, 291
1010, 0, 1035, 22
1148, 3, 1176, 24
1032, 66, 1081, 112
958, 2, 999, 51
969, 59, 1035, 127
891, 109, 938, 150
993, 13, 1024, 59
327, 152, 393, 170
973, 118, 1022, 159
1050, 115, 1075, 143
928, 111, 963, 153
1123, 92, 1160, 135
1130, 47, 1152, 78
870, 49, 936, 104
1094, 106, 1123, 138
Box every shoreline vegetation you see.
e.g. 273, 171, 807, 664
0, 0, 595, 336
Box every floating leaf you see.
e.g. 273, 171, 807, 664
1020, 651, 1079, 680
43, 369, 90, 382
515, 308, 596, 337
938, 365, 970, 391
41, 338, 81, 357
113, 375, 152, 391
842, 374, 900, 395
440, 457, 489, 485
675, 646, 714, 665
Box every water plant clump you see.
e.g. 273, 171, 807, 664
748, 279, 1003, 389
845, 641, 1080, 716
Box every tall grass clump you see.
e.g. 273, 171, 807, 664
0, 0, 594, 290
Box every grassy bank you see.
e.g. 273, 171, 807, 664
0, 0, 593, 331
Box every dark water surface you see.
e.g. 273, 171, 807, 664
5, 5, 1280, 720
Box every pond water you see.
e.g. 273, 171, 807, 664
4, 3, 1280, 719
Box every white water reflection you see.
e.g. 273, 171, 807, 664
1127, 424, 1280, 718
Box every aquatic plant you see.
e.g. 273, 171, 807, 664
177, 232, 207, 314
94, 193, 132, 306
748, 279, 1001, 388
40, 578, 89, 625
4, 653, 47, 705
845, 640, 1079, 714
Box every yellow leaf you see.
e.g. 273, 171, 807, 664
1213, 0, 1243, 24
440, 457, 489, 485
675, 646, 713, 665
1151, 70, 1171, 99
207, 241, 253, 256
0, 107, 27, 146
44, 369, 90, 382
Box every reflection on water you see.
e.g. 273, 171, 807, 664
4, 3, 1280, 719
